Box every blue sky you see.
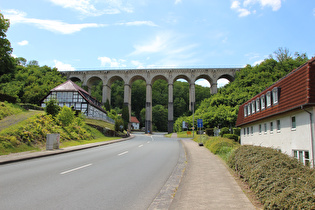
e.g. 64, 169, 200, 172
1, 0, 315, 87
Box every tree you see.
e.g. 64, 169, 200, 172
122, 104, 129, 130
152, 105, 168, 131
104, 99, 111, 111
57, 106, 75, 126
45, 99, 60, 117
273, 47, 291, 63
0, 12, 14, 76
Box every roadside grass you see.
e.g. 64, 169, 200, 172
0, 101, 25, 120
176, 131, 196, 138
60, 136, 121, 148
85, 118, 114, 131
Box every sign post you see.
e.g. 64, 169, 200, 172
197, 119, 203, 146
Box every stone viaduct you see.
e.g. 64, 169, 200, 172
61, 67, 240, 133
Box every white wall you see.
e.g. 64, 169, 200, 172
240, 108, 314, 167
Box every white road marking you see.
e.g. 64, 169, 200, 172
60, 164, 92, 175
147, 141, 150, 144
138, 144, 144, 148
118, 151, 129, 156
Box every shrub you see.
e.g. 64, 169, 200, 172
223, 134, 239, 142
219, 127, 230, 137
205, 128, 214, 136
115, 118, 124, 132
57, 106, 75, 126
45, 99, 60, 117
228, 145, 315, 209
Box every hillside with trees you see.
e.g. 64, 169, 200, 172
174, 49, 309, 132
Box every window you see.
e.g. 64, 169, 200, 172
259, 124, 262, 134
251, 126, 253, 135
270, 122, 273, 133
248, 104, 251, 116
264, 123, 267, 134
251, 101, 255, 114
247, 127, 249, 135
277, 120, 281, 132
256, 98, 260, 112
266, 91, 271, 108
293, 150, 310, 166
291, 116, 296, 130
243, 128, 246, 136
261, 95, 265, 110
244, 105, 247, 117
272, 87, 279, 105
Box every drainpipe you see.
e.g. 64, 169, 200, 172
301, 106, 315, 167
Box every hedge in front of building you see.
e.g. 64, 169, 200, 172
228, 145, 315, 209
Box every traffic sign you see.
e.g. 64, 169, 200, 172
197, 119, 203, 128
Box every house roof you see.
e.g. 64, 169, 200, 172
51, 80, 89, 95
130, 116, 140, 123
40, 80, 107, 114
236, 57, 315, 127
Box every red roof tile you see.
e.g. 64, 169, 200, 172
236, 57, 315, 127
130, 116, 140, 123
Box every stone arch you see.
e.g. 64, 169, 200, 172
107, 75, 125, 87
173, 74, 191, 84
151, 74, 169, 84
69, 76, 82, 83
217, 73, 235, 82
129, 75, 147, 85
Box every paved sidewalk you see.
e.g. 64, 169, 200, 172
170, 139, 256, 210
0, 136, 134, 165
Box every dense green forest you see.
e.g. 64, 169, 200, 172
0, 12, 310, 132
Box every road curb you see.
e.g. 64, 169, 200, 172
148, 139, 187, 210
0, 135, 135, 165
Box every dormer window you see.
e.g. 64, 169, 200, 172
244, 105, 247, 117
261, 95, 265, 110
251, 101, 255, 114
272, 87, 279, 105
256, 98, 260, 112
248, 104, 251, 116
266, 91, 271, 108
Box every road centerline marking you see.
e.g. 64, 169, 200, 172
118, 151, 128, 156
60, 163, 92, 175
138, 144, 144, 148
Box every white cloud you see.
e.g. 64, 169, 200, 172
117, 21, 158, 27
196, 79, 210, 87
231, 1, 251, 17
54, 60, 76, 71
17, 40, 29, 46
130, 31, 199, 67
175, 0, 182, 5
3, 9, 106, 34
98, 56, 127, 68
231, 0, 282, 17
217, 79, 230, 88
49, 0, 133, 16
131, 60, 145, 69
253, 59, 264, 66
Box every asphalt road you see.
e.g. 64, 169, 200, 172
0, 133, 183, 210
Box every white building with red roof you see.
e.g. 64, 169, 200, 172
236, 57, 315, 167
40, 80, 114, 124
130, 116, 140, 130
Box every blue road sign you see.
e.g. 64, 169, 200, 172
197, 119, 203, 128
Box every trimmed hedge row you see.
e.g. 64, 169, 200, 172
228, 145, 315, 209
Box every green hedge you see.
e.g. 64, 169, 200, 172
228, 145, 315, 209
